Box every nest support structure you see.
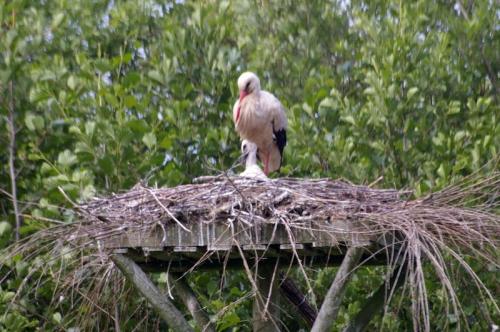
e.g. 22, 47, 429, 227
7, 175, 500, 332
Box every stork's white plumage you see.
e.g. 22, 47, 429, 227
239, 140, 268, 180
233, 72, 287, 175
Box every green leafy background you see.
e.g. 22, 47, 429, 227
0, 0, 498, 330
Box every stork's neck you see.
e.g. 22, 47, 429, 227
236, 91, 258, 123
246, 150, 258, 169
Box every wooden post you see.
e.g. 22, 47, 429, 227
252, 262, 280, 332
111, 254, 194, 332
311, 247, 364, 332
169, 273, 216, 332
279, 273, 317, 327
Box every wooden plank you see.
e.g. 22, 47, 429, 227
260, 222, 283, 245
103, 234, 129, 248
294, 219, 315, 243
197, 222, 206, 246
174, 246, 198, 252
207, 244, 232, 251
100, 218, 371, 248
177, 222, 198, 247
206, 222, 233, 248
349, 220, 374, 246
312, 242, 333, 248
311, 219, 347, 246
143, 247, 164, 252
233, 220, 254, 245
126, 229, 163, 247
166, 221, 178, 245
243, 244, 267, 251
280, 244, 304, 250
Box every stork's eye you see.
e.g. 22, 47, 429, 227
245, 82, 250, 91
242, 144, 247, 152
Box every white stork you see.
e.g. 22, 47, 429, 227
239, 140, 267, 180
232, 72, 287, 175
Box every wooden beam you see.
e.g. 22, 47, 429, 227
342, 263, 407, 332
252, 262, 281, 332
311, 247, 364, 332
110, 254, 194, 332
134, 251, 387, 273
169, 273, 215, 332
279, 273, 317, 327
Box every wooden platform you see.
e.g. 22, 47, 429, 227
102, 219, 383, 272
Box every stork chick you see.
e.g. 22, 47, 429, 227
239, 140, 267, 180
233, 72, 287, 175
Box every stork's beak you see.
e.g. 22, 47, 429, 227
237, 151, 249, 165
239, 90, 249, 101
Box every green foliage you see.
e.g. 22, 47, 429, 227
0, 0, 498, 330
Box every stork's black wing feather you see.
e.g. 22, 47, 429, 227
273, 128, 287, 160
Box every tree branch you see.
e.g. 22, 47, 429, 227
113, 301, 121, 332
480, 46, 499, 101
456, 1, 498, 101
311, 246, 364, 332
7, 80, 21, 241
169, 273, 215, 332
111, 254, 194, 332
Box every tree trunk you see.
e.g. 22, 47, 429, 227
7, 80, 21, 241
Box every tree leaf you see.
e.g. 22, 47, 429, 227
407, 87, 419, 99
25, 113, 44, 131
67, 75, 77, 90
0, 221, 12, 237
52, 312, 62, 324
58, 150, 78, 167
124, 95, 137, 108
142, 132, 157, 149
147, 70, 163, 84
51, 13, 65, 30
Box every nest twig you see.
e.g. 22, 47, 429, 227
1, 174, 499, 331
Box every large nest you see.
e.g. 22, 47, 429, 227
2, 173, 500, 331
83, 178, 409, 223
75, 178, 412, 246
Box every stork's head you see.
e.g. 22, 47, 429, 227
241, 139, 258, 155
237, 72, 260, 101
240, 139, 259, 164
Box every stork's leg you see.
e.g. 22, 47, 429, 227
263, 152, 270, 175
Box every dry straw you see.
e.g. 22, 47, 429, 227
1, 170, 499, 331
